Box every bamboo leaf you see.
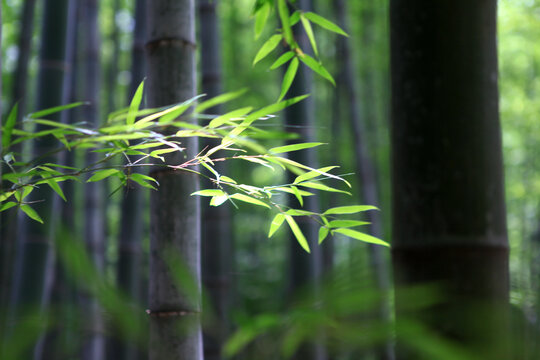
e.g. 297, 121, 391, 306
270, 51, 295, 70
294, 166, 339, 184
196, 89, 248, 113
192, 189, 227, 197
289, 10, 301, 26
253, 34, 283, 66
318, 227, 329, 244
130, 173, 159, 190
0, 191, 15, 202
327, 220, 370, 228
230, 193, 270, 208
127, 80, 145, 125
270, 142, 324, 154
303, 12, 348, 36
300, 14, 318, 57
277, 0, 294, 46
297, 181, 351, 195
254, 1, 271, 39
278, 57, 299, 101
291, 185, 303, 207
299, 54, 335, 86
268, 213, 285, 237
29, 102, 88, 119
285, 215, 310, 253
209, 107, 253, 128
20, 205, 43, 224
0, 201, 17, 212
210, 195, 229, 206
333, 228, 389, 247
87, 169, 120, 182
2, 103, 18, 151
41, 177, 67, 201
324, 205, 379, 215
220, 176, 237, 184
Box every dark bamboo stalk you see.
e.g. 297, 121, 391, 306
198, 1, 233, 360
146, 1, 202, 359
390, 1, 510, 358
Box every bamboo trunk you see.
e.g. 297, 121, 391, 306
390, 1, 510, 358
146, 1, 202, 359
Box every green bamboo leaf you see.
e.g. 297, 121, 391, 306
192, 189, 227, 197
278, 57, 300, 101
277, 0, 294, 46
253, 34, 283, 66
87, 169, 120, 182
333, 228, 389, 247
196, 89, 248, 113
127, 80, 145, 125
285, 215, 310, 253
254, 1, 271, 39
300, 14, 318, 57
285, 209, 316, 216
210, 195, 229, 206
270, 142, 324, 154
324, 205, 379, 215
230, 193, 270, 209
303, 12, 348, 37
289, 10, 301, 26
291, 185, 303, 206
0, 201, 17, 212
209, 107, 253, 128
268, 213, 285, 237
30, 102, 88, 119
220, 176, 237, 184
294, 166, 338, 184
20, 204, 43, 224
41, 177, 67, 201
297, 181, 352, 195
15, 186, 33, 202
327, 220, 370, 228
318, 227, 329, 244
270, 51, 295, 70
271, 187, 313, 197
130, 173, 159, 190
299, 54, 335, 86
0, 191, 15, 202
2, 103, 18, 151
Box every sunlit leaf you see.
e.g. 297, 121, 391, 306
0, 201, 17, 212
333, 228, 389, 247
127, 80, 145, 125
318, 227, 329, 244
270, 142, 324, 154
277, 0, 294, 46
291, 185, 303, 206
192, 189, 226, 197
230, 193, 270, 208
196, 89, 248, 113
210, 195, 229, 206
2, 103, 18, 151
285, 215, 310, 253
297, 181, 351, 195
270, 51, 295, 70
299, 54, 335, 86
41, 177, 67, 201
253, 34, 283, 66
20, 205, 43, 224
327, 220, 369, 228
87, 169, 120, 182
254, 1, 271, 39
268, 213, 285, 237
278, 57, 300, 101
0, 191, 15, 202
324, 205, 379, 215
209, 107, 253, 128
300, 14, 318, 57
294, 166, 339, 184
219, 176, 237, 184
29, 102, 88, 119
303, 12, 348, 36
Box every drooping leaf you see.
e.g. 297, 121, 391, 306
130, 173, 159, 190
300, 14, 318, 57
192, 189, 227, 197
303, 12, 348, 36
219, 176, 237, 184
270, 142, 324, 154
327, 220, 370, 228
2, 103, 18, 151
277, 0, 294, 46
294, 166, 339, 184
87, 169, 120, 182
40, 177, 67, 201
278, 57, 299, 101
0, 201, 17, 212
15, 186, 33, 202
333, 228, 389, 247
210, 195, 229, 206
270, 51, 295, 70
268, 213, 285, 237
127, 80, 145, 125
196, 89, 248, 113
318, 227, 329, 244
324, 205, 379, 215
299, 54, 335, 86
253, 34, 283, 66
230, 193, 270, 209
254, 1, 271, 39
290, 185, 303, 206
285, 215, 310, 253
20, 205, 43, 224
297, 181, 352, 195
29, 102, 88, 119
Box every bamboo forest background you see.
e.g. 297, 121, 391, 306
1, 0, 540, 359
